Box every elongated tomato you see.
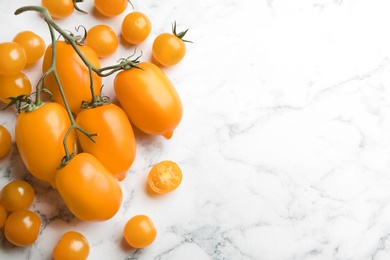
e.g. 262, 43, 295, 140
76, 103, 136, 181
15, 102, 75, 187
55, 153, 123, 221
114, 62, 182, 139
42, 41, 102, 115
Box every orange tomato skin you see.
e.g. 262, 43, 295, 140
53, 231, 90, 260
85, 25, 118, 58
152, 33, 186, 67
0, 125, 12, 158
94, 0, 128, 17
0, 42, 27, 76
4, 209, 41, 246
13, 30, 46, 64
41, 0, 74, 19
121, 12, 152, 45
55, 153, 123, 221
114, 62, 183, 139
75, 104, 136, 181
42, 41, 102, 115
15, 102, 75, 187
0, 71, 32, 104
123, 215, 157, 248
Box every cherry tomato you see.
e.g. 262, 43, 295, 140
0, 42, 27, 76
123, 215, 157, 248
0, 71, 32, 104
121, 12, 152, 45
94, 0, 128, 17
53, 231, 90, 260
0, 125, 12, 158
76, 103, 136, 181
114, 62, 183, 139
152, 24, 190, 67
42, 41, 102, 115
148, 160, 182, 194
4, 209, 41, 246
85, 25, 118, 58
1, 180, 35, 212
41, 0, 74, 19
15, 102, 76, 187
0, 204, 7, 229
13, 31, 46, 64
55, 153, 123, 221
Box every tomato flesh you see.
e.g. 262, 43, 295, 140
148, 160, 182, 194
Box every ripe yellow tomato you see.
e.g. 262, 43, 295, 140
85, 25, 118, 58
55, 153, 123, 221
41, 0, 74, 19
94, 0, 128, 17
1, 180, 35, 212
121, 12, 152, 45
53, 231, 90, 260
42, 41, 102, 115
0, 125, 12, 158
13, 31, 46, 64
114, 62, 183, 139
76, 103, 136, 181
123, 215, 157, 248
152, 32, 187, 67
148, 160, 182, 194
0, 204, 7, 229
0, 42, 27, 76
15, 102, 76, 187
0, 71, 32, 104
4, 209, 41, 246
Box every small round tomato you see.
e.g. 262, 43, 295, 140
0, 125, 12, 158
0, 42, 27, 76
85, 25, 118, 58
42, 41, 102, 115
114, 62, 182, 139
55, 153, 123, 221
121, 12, 152, 45
152, 24, 190, 67
41, 0, 74, 19
148, 160, 182, 194
53, 231, 90, 260
0, 204, 7, 229
13, 31, 46, 64
123, 215, 157, 248
76, 103, 136, 181
15, 102, 76, 187
94, 0, 128, 17
4, 209, 41, 246
0, 71, 32, 104
1, 180, 35, 212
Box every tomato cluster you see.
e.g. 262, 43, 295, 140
0, 1, 190, 257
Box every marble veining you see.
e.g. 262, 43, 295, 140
1, 0, 390, 259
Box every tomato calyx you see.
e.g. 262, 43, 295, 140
3, 89, 52, 114
172, 21, 192, 43
81, 87, 111, 109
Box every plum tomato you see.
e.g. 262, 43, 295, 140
13, 31, 46, 64
41, 0, 74, 19
85, 24, 118, 58
0, 71, 32, 104
114, 62, 182, 139
42, 41, 102, 115
152, 23, 190, 67
0, 42, 27, 76
75, 103, 136, 181
121, 11, 152, 45
148, 160, 182, 194
4, 209, 41, 246
55, 153, 123, 221
53, 231, 90, 260
1, 180, 35, 212
15, 102, 76, 187
123, 215, 157, 248
0, 125, 12, 158
94, 0, 128, 17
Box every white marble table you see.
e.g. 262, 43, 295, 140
1, 0, 390, 259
